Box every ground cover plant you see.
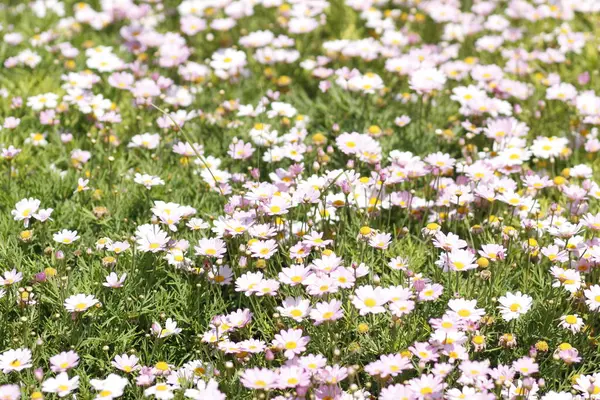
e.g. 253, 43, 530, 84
1, 0, 600, 398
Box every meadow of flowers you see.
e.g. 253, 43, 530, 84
2, 0, 600, 399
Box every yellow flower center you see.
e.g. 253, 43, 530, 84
285, 341, 297, 350
458, 309, 471, 317
364, 298, 377, 307
565, 315, 577, 324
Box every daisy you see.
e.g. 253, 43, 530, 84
249, 239, 278, 259
0, 269, 23, 286
443, 249, 478, 272
417, 283, 444, 302
240, 367, 278, 390
272, 328, 310, 359
559, 314, 584, 333
235, 271, 264, 296
410, 342, 439, 362
310, 299, 344, 325
129, 133, 161, 150
277, 296, 311, 322
107, 241, 131, 254
151, 318, 182, 338
409, 68, 447, 94
53, 229, 80, 245
27, 93, 59, 110
395, 115, 411, 127
447, 298, 485, 322
369, 232, 392, 250
254, 279, 280, 296
238, 339, 266, 354
302, 231, 333, 248
74, 178, 90, 193
388, 256, 410, 271
407, 373, 444, 398
512, 356, 539, 376
42, 372, 80, 397
184, 379, 226, 400
103, 272, 127, 288
144, 382, 175, 400
50, 351, 79, 372
134, 173, 165, 190
195, 238, 227, 258
111, 354, 140, 373
0, 348, 32, 373
64, 294, 98, 313
478, 244, 507, 261
278, 264, 312, 286
187, 218, 210, 231
351, 285, 389, 315
0, 385, 20, 400
584, 284, 600, 311
209, 265, 233, 285
306, 275, 339, 296
277, 365, 311, 388
380, 384, 411, 400
135, 224, 170, 253
90, 374, 128, 400
498, 291, 533, 321
11, 197, 41, 227
314, 384, 343, 399
330, 267, 356, 289
26, 132, 48, 146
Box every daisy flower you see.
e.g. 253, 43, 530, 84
272, 328, 310, 359
277, 296, 311, 322
310, 299, 344, 325
0, 269, 23, 286
144, 382, 175, 399
74, 178, 90, 193
559, 314, 584, 333
369, 232, 392, 250
11, 197, 41, 227
135, 224, 170, 253
50, 351, 79, 372
42, 372, 79, 397
351, 285, 389, 315
134, 173, 165, 189
240, 367, 278, 390
151, 318, 182, 338
249, 239, 278, 259
111, 354, 140, 373
195, 238, 227, 258
584, 284, 600, 311
279, 264, 312, 286
0, 385, 20, 400
64, 294, 98, 313
184, 379, 226, 400
90, 374, 128, 400
498, 291, 533, 321
0, 348, 32, 373
103, 272, 127, 288
235, 271, 264, 296
53, 229, 80, 245
448, 298, 486, 322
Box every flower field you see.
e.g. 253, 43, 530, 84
2, 0, 600, 398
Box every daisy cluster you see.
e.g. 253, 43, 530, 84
1, 0, 600, 399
